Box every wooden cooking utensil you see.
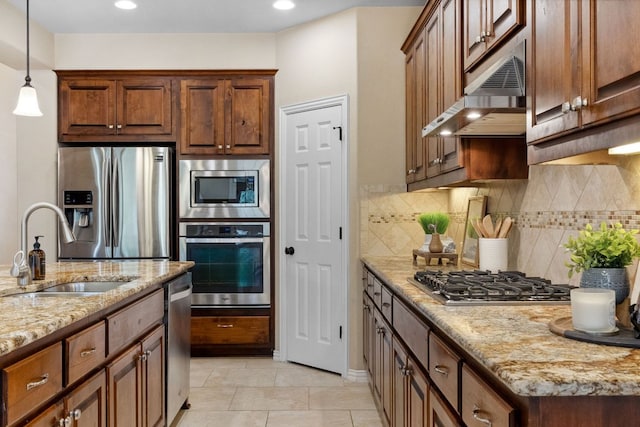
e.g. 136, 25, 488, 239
475, 218, 487, 238
482, 214, 495, 238
494, 217, 503, 238
498, 217, 512, 238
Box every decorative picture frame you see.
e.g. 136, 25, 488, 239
461, 195, 487, 268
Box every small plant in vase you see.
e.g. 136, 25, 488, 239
417, 212, 450, 253
564, 222, 640, 304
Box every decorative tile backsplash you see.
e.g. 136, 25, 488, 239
360, 160, 640, 285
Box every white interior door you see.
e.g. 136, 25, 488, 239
280, 96, 347, 374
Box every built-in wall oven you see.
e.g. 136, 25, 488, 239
179, 222, 270, 307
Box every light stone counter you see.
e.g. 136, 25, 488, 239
0, 260, 194, 358
363, 255, 640, 397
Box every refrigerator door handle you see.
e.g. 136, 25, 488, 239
103, 152, 111, 247
112, 151, 120, 248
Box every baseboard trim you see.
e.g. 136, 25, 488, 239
272, 350, 283, 361
347, 369, 368, 383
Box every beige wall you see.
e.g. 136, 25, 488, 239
55, 33, 277, 69
0, 2, 56, 261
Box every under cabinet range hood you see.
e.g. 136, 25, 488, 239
422, 42, 526, 138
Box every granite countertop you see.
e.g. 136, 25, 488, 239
0, 260, 194, 358
363, 255, 640, 398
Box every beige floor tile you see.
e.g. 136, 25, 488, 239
192, 357, 249, 368
266, 410, 353, 427
275, 366, 345, 387
205, 367, 277, 387
351, 410, 384, 427
190, 365, 214, 388
244, 357, 296, 369
187, 386, 236, 410
309, 386, 377, 410
176, 410, 267, 427
230, 387, 309, 410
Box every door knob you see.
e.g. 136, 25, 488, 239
284, 246, 295, 255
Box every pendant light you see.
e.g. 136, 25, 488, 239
13, 0, 43, 117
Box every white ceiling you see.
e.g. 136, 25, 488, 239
7, 0, 425, 34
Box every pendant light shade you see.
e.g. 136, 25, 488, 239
13, 0, 43, 117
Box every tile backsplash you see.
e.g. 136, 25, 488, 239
360, 160, 640, 285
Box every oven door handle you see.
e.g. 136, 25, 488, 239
183, 238, 265, 244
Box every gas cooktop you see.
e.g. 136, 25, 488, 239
410, 269, 574, 306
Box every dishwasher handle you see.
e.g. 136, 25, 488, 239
170, 284, 192, 302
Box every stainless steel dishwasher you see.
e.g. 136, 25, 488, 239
166, 272, 192, 423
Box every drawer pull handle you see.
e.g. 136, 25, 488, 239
472, 406, 492, 426
26, 373, 49, 391
382, 302, 391, 308
434, 365, 449, 376
374, 292, 381, 296
217, 324, 234, 328
80, 347, 97, 358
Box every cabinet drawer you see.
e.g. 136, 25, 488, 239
3, 342, 63, 425
372, 278, 383, 309
429, 333, 461, 412
108, 289, 164, 355
462, 364, 516, 427
192, 316, 270, 345
365, 271, 375, 299
392, 298, 429, 363
430, 388, 462, 427
381, 288, 393, 322
66, 320, 107, 385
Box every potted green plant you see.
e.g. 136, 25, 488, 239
564, 222, 640, 304
417, 212, 450, 253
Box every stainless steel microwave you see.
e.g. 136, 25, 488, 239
179, 159, 270, 219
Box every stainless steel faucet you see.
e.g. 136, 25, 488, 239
9, 202, 76, 287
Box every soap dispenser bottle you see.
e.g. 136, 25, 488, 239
28, 235, 46, 280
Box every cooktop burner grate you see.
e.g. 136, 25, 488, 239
410, 269, 573, 305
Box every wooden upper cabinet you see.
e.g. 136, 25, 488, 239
463, 0, 524, 71
405, 29, 427, 183
57, 73, 175, 143
179, 79, 226, 155
179, 75, 273, 156
527, 0, 640, 147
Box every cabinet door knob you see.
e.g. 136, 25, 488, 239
408, 169, 416, 174
226, 144, 231, 149
218, 145, 223, 150
116, 124, 122, 129
108, 124, 114, 129
571, 96, 588, 111
72, 409, 82, 420
561, 101, 572, 114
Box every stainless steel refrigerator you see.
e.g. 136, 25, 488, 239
58, 146, 172, 260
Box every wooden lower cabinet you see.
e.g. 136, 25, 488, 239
392, 336, 429, 427
107, 325, 164, 427
429, 389, 461, 427
190, 309, 272, 356
25, 370, 107, 427
373, 308, 393, 425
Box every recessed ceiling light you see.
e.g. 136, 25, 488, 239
115, 1, 137, 10
440, 130, 452, 136
273, 0, 295, 11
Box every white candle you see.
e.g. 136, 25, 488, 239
570, 288, 616, 333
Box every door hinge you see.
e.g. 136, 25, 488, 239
333, 126, 343, 141
339, 325, 343, 339
339, 227, 342, 240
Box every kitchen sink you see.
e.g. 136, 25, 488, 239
41, 281, 129, 293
